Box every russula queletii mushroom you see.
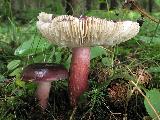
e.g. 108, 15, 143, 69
36, 12, 140, 107
21, 63, 68, 110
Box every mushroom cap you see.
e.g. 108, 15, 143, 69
37, 12, 140, 47
21, 63, 68, 82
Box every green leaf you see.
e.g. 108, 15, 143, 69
127, 11, 141, 19
46, 47, 55, 63
139, 36, 160, 44
155, 0, 160, 6
64, 55, 72, 70
25, 83, 36, 90
86, 10, 140, 20
7, 60, 21, 71
16, 89, 24, 97
148, 67, 160, 73
14, 37, 51, 56
86, 10, 117, 19
9, 67, 22, 77
91, 46, 106, 60
102, 57, 113, 66
0, 74, 5, 82
144, 89, 160, 120
55, 51, 62, 63
33, 54, 52, 63
15, 79, 25, 88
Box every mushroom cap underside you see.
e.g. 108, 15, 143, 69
22, 63, 68, 82
37, 12, 140, 47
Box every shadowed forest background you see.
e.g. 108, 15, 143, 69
0, 0, 160, 120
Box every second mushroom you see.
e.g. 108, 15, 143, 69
37, 12, 140, 107
22, 63, 68, 110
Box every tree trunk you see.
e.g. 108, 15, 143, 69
110, 0, 118, 10
99, 1, 107, 10
148, 0, 153, 12
86, 0, 92, 11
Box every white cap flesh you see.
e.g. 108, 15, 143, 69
37, 12, 140, 47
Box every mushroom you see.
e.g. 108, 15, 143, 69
21, 63, 68, 110
36, 12, 140, 107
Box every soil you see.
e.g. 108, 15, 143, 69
3, 86, 149, 120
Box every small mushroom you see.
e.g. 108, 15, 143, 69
37, 12, 140, 107
21, 63, 68, 110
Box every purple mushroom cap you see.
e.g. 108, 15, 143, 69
22, 63, 68, 82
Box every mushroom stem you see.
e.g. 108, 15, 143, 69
36, 82, 51, 110
69, 47, 90, 107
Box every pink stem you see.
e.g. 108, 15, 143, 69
69, 47, 90, 107
36, 82, 51, 110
